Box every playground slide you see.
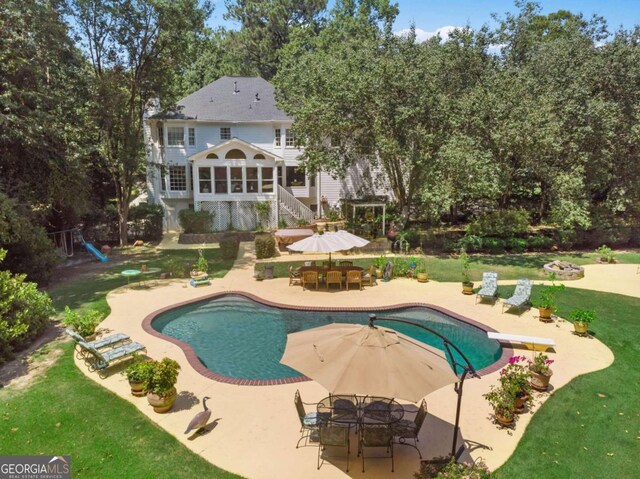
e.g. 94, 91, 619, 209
84, 242, 109, 262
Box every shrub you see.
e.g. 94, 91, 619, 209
129, 203, 164, 241
144, 357, 180, 397
220, 236, 240, 260
163, 258, 189, 278
457, 234, 483, 253
506, 237, 527, 253
194, 251, 209, 273
255, 235, 276, 259
62, 306, 102, 337
555, 229, 577, 250
595, 244, 615, 263
0, 193, 59, 284
526, 235, 553, 252
482, 237, 506, 254
467, 209, 530, 238
401, 228, 422, 248
416, 457, 493, 478
178, 209, 214, 234
569, 308, 597, 324
0, 249, 55, 364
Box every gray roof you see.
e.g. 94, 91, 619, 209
165, 76, 291, 122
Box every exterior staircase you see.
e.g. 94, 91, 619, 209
277, 185, 314, 225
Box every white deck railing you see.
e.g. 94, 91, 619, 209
277, 185, 314, 223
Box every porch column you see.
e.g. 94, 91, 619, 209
274, 166, 279, 227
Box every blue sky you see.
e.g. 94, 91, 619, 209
209, 0, 640, 35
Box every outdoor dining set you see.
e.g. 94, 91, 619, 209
295, 390, 428, 472
288, 261, 377, 291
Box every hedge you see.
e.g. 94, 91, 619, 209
220, 236, 240, 260
129, 203, 164, 241
255, 235, 276, 259
178, 209, 214, 234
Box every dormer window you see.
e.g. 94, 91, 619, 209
220, 127, 231, 140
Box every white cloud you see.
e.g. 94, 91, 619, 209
395, 26, 461, 43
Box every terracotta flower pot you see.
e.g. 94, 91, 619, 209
530, 369, 552, 391
538, 307, 554, 321
147, 387, 177, 413
515, 393, 529, 412
495, 411, 515, 426
416, 272, 429, 283
462, 282, 474, 295
129, 380, 146, 397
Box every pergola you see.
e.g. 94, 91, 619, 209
346, 200, 387, 236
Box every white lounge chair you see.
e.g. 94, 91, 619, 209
476, 272, 498, 304
502, 279, 532, 313
77, 340, 146, 373
66, 329, 131, 359
487, 332, 555, 352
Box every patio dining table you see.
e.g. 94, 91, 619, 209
316, 395, 404, 429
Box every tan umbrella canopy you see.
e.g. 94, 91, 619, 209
280, 322, 459, 403
286, 230, 369, 263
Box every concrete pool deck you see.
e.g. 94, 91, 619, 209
75, 243, 637, 478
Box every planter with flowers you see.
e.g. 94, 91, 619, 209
145, 357, 180, 413
483, 385, 517, 426
536, 273, 565, 322
498, 356, 533, 412
569, 308, 596, 335
528, 353, 554, 391
122, 355, 154, 397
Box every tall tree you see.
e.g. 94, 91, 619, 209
0, 0, 92, 230
224, 0, 327, 80
276, 1, 456, 225
69, 0, 212, 245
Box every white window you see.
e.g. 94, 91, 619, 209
285, 129, 295, 147
198, 167, 212, 193
220, 127, 231, 140
188, 128, 196, 147
167, 127, 184, 146
230, 167, 243, 193
158, 126, 164, 146
214, 167, 228, 194
246, 167, 259, 193
168, 166, 187, 191
261, 167, 274, 193
274, 128, 281, 147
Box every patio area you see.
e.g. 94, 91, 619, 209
73, 242, 627, 478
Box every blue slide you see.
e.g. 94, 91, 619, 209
84, 242, 109, 262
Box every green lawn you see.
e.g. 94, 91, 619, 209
0, 341, 241, 479
4, 250, 639, 477
259, 251, 640, 282
494, 287, 639, 478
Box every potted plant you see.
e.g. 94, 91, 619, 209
483, 385, 516, 426
374, 255, 387, 279
528, 353, 554, 391
416, 263, 429, 283
569, 308, 596, 335
63, 306, 102, 341
145, 357, 180, 413
498, 356, 532, 412
191, 250, 208, 278
460, 249, 474, 295
123, 355, 153, 397
595, 244, 616, 264
537, 273, 565, 321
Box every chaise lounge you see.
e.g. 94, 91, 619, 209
66, 329, 131, 359
77, 340, 146, 374
476, 272, 499, 304
502, 279, 532, 313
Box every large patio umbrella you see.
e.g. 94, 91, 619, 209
286, 230, 369, 263
280, 322, 459, 403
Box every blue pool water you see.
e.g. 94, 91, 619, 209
151, 295, 502, 381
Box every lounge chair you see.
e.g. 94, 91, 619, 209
476, 272, 499, 304
66, 329, 131, 359
487, 332, 555, 352
77, 340, 146, 373
392, 399, 427, 458
502, 279, 532, 313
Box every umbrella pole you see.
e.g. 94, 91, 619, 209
451, 369, 470, 459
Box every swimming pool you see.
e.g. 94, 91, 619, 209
149, 293, 502, 383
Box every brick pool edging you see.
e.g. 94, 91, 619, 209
141, 290, 513, 386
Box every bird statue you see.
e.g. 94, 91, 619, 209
184, 396, 211, 435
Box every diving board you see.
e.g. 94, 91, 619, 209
487, 332, 555, 352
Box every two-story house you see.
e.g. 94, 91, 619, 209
145, 76, 385, 231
